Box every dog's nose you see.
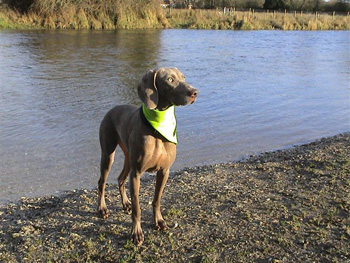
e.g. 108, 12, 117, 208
190, 89, 198, 98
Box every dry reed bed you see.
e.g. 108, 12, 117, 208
0, 1, 349, 30
167, 9, 350, 30
0, 0, 168, 29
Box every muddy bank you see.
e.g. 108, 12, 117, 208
1, 133, 349, 262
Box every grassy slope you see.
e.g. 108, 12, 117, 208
167, 9, 350, 30
0, 0, 168, 30
0, 2, 349, 30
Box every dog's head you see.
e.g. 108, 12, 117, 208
138, 68, 198, 110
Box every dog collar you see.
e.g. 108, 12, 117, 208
141, 104, 178, 144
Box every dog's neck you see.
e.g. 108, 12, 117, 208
156, 105, 171, 111
141, 104, 177, 144
156, 96, 173, 111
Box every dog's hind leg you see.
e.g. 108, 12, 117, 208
98, 123, 118, 219
118, 143, 131, 213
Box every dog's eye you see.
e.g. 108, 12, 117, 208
168, 77, 174, 83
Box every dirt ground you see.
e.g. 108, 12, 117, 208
1, 133, 349, 263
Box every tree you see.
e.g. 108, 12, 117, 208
263, 0, 286, 9
285, 0, 307, 10
2, 0, 35, 13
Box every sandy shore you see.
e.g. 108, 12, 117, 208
1, 133, 349, 262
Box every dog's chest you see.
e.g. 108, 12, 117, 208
144, 139, 176, 172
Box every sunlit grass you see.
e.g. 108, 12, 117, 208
167, 9, 350, 30
0, 1, 349, 30
0, 0, 168, 30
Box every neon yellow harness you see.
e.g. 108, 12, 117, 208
141, 103, 178, 144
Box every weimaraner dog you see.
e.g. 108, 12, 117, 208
98, 68, 198, 245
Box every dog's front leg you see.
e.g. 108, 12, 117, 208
98, 151, 115, 219
130, 169, 144, 245
153, 168, 169, 231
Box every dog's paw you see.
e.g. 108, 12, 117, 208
131, 227, 144, 246
98, 207, 109, 219
122, 201, 132, 214
155, 219, 168, 231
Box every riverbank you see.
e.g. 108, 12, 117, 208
167, 9, 350, 30
0, 3, 349, 30
1, 133, 349, 262
0, 0, 168, 30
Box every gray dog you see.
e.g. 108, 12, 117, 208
98, 68, 198, 245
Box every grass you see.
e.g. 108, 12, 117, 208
167, 8, 350, 30
0, 0, 168, 30
0, 7, 35, 29
0, 1, 349, 30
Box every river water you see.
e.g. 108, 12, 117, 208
0, 29, 349, 203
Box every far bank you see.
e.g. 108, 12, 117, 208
0, 2, 349, 30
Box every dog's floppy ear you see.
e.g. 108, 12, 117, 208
137, 69, 158, 109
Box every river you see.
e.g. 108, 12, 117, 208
0, 29, 349, 203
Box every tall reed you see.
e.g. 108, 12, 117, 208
0, 1, 349, 30
167, 9, 350, 30
0, 0, 168, 29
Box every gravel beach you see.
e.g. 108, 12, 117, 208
1, 133, 349, 262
